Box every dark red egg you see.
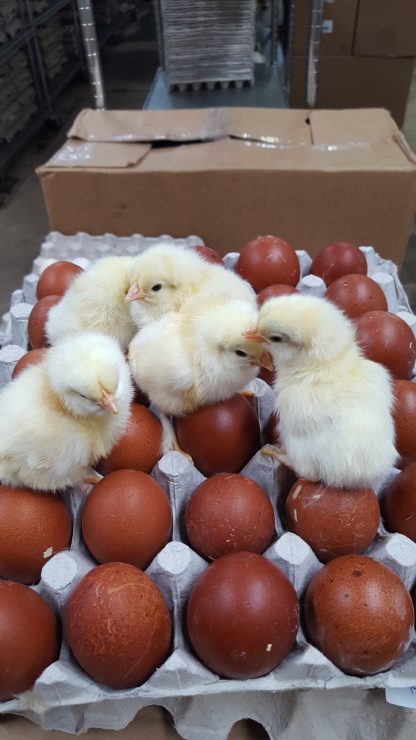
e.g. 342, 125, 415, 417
325, 274, 387, 319
310, 242, 367, 286
185, 473, 275, 559
257, 284, 297, 307
0, 485, 72, 584
285, 479, 380, 562
304, 554, 414, 675
176, 395, 260, 477
393, 380, 416, 462
236, 236, 300, 292
355, 311, 416, 379
66, 562, 171, 688
0, 582, 59, 700
97, 404, 162, 475
266, 410, 280, 446
187, 552, 299, 678
12, 348, 46, 379
191, 245, 224, 264
36, 261, 83, 300
82, 470, 172, 568
382, 465, 416, 541
28, 295, 61, 349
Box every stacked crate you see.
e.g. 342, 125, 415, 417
0, 51, 37, 144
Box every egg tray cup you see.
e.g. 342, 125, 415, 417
0, 234, 415, 739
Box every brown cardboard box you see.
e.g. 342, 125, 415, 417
354, 0, 416, 57
37, 107, 416, 265
289, 55, 415, 128
292, 0, 359, 55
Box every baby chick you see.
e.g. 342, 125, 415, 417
46, 256, 136, 350
128, 297, 272, 452
0, 332, 132, 491
258, 294, 396, 489
126, 244, 255, 328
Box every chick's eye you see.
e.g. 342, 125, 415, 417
235, 349, 248, 358
270, 336, 283, 343
151, 284, 162, 292
79, 393, 88, 399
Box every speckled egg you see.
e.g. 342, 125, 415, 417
192, 245, 224, 264
257, 284, 297, 307
0, 485, 72, 584
355, 311, 416, 379
28, 295, 61, 349
66, 562, 171, 688
36, 261, 83, 300
310, 242, 367, 285
187, 552, 299, 679
97, 403, 162, 475
382, 465, 416, 541
325, 274, 387, 318
236, 236, 300, 292
12, 348, 46, 379
82, 470, 172, 568
175, 395, 260, 477
393, 380, 416, 463
304, 555, 414, 675
285, 479, 380, 562
0, 582, 59, 700
185, 474, 275, 559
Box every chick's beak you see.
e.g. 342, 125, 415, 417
242, 329, 268, 344
125, 283, 146, 302
251, 350, 274, 371
99, 392, 118, 414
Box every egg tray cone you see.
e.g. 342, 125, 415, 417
0, 234, 415, 738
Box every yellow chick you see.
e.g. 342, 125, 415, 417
258, 294, 397, 489
0, 332, 133, 491
125, 244, 255, 328
46, 256, 136, 350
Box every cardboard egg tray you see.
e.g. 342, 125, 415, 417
0, 233, 415, 738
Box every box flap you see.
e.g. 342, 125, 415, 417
308, 108, 398, 146
48, 140, 151, 168
226, 108, 311, 146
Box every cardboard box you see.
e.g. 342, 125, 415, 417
289, 55, 414, 128
37, 107, 416, 264
292, 0, 359, 55
354, 0, 416, 57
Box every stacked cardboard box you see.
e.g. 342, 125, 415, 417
289, 0, 416, 127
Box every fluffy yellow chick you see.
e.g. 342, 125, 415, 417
258, 294, 397, 489
0, 332, 133, 491
126, 244, 255, 328
46, 256, 136, 350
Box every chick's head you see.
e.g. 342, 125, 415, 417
258, 294, 356, 365
45, 331, 129, 416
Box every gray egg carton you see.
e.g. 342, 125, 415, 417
0, 234, 415, 739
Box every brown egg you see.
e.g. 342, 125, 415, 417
304, 555, 414, 675
0, 485, 72, 584
28, 295, 61, 349
176, 395, 260, 477
82, 470, 172, 568
97, 403, 162, 475
187, 551, 299, 679
311, 242, 367, 285
36, 261, 83, 300
12, 348, 46, 379
382, 465, 416, 541
355, 311, 416, 379
0, 582, 59, 700
191, 245, 224, 264
393, 380, 416, 461
236, 236, 300, 292
66, 562, 171, 688
266, 410, 280, 446
185, 474, 275, 559
325, 274, 387, 319
257, 284, 297, 306
285, 479, 380, 562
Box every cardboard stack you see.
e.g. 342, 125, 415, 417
289, 0, 416, 127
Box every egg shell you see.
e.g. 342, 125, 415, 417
0, 581, 59, 700
82, 470, 172, 568
285, 479, 380, 563
187, 552, 299, 679
191, 245, 223, 264
175, 395, 260, 477
0, 485, 72, 584
28, 295, 61, 349
355, 311, 416, 379
11, 348, 46, 379
393, 380, 416, 460
185, 473, 275, 560
97, 403, 162, 475
257, 284, 297, 307
304, 554, 414, 675
36, 261, 83, 300
65, 562, 172, 689
310, 242, 367, 286
382, 464, 416, 541
236, 236, 300, 292
325, 274, 387, 318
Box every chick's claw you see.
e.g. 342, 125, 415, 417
261, 445, 289, 465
